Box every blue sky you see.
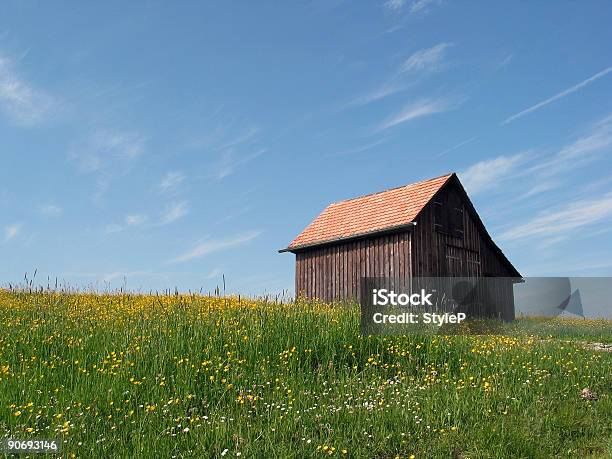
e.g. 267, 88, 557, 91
1, 1, 611, 296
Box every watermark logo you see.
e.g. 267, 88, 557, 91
360, 277, 610, 335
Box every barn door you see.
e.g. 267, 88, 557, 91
445, 245, 481, 277
446, 245, 463, 277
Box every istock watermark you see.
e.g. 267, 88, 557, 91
360, 277, 612, 335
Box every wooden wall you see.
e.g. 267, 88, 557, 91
295, 231, 411, 303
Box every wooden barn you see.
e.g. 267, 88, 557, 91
279, 173, 521, 320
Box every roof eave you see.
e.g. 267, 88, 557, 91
278, 222, 417, 253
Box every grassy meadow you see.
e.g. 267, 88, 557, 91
0, 289, 611, 458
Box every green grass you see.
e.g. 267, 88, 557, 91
0, 290, 610, 458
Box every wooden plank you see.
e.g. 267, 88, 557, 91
307, 251, 312, 298
334, 245, 339, 301
297, 254, 303, 298
337, 245, 342, 300
315, 250, 324, 299
346, 242, 355, 299
398, 233, 405, 285
339, 244, 344, 300
345, 243, 350, 299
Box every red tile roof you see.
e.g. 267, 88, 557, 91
285, 173, 453, 251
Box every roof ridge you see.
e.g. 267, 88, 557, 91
328, 172, 455, 207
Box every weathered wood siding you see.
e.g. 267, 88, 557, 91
295, 232, 412, 303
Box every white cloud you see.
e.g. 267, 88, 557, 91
205, 268, 223, 279
106, 203, 188, 233
331, 138, 389, 157
518, 181, 559, 200
0, 53, 56, 125
502, 66, 612, 125
384, 0, 441, 14
436, 136, 476, 157
159, 171, 186, 193
105, 213, 148, 233
409, 0, 442, 13
378, 98, 455, 131
125, 214, 147, 226
344, 83, 405, 108
70, 130, 146, 174
530, 113, 612, 176
459, 152, 526, 195
213, 127, 260, 151
4, 223, 22, 242
160, 201, 189, 225
104, 223, 124, 234
345, 43, 452, 109
40, 204, 62, 217
557, 114, 612, 159
401, 43, 452, 73
384, 0, 406, 11
215, 149, 266, 180
499, 193, 612, 242
171, 231, 262, 263
465, 114, 611, 197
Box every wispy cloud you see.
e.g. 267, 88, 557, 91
460, 113, 612, 202
184, 123, 259, 152
530, 113, 612, 176
499, 193, 612, 242
213, 127, 260, 151
459, 152, 527, 195
171, 230, 261, 263
183, 121, 266, 180
125, 214, 147, 226
105, 214, 148, 234
106, 202, 189, 234
70, 130, 146, 174
69, 130, 146, 203
345, 83, 406, 108
346, 43, 453, 109
495, 53, 514, 71
409, 0, 442, 13
436, 136, 476, 157
4, 223, 21, 242
384, 0, 441, 14
377, 97, 456, 131
330, 138, 389, 157
0, 52, 56, 125
40, 204, 62, 217
502, 66, 612, 125
517, 181, 559, 200
159, 171, 186, 194
401, 43, 452, 73
383, 0, 406, 11
160, 201, 189, 225
556, 114, 612, 159
104, 223, 123, 234
205, 268, 223, 279
214, 149, 266, 180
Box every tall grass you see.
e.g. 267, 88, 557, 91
0, 289, 610, 458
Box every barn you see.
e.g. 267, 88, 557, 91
279, 173, 521, 320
